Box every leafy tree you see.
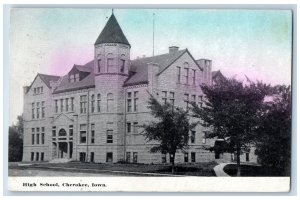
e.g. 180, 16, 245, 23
9, 115, 24, 162
192, 78, 270, 176
142, 93, 194, 173
254, 85, 291, 176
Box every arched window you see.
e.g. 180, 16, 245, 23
184, 62, 189, 84
107, 53, 114, 73
107, 93, 114, 112
97, 54, 102, 73
59, 129, 67, 137
120, 54, 125, 73
91, 94, 95, 113
97, 93, 101, 112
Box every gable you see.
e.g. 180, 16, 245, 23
52, 113, 74, 126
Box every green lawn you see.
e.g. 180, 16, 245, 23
10, 161, 218, 176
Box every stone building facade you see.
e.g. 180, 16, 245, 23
22, 13, 256, 164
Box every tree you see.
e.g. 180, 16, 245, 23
192, 78, 270, 176
9, 115, 24, 162
142, 93, 194, 173
254, 85, 291, 176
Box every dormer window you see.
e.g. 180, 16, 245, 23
75, 74, 80, 82
70, 74, 75, 83
69, 73, 80, 83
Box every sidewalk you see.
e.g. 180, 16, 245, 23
213, 163, 230, 177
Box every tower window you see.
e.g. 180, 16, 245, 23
97, 93, 101, 112
107, 53, 114, 73
120, 59, 125, 73
107, 93, 114, 112
98, 59, 102, 73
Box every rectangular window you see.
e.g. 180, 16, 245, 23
127, 122, 131, 133
60, 99, 64, 112
41, 86, 43, 93
184, 68, 189, 84
169, 92, 175, 106
34, 88, 36, 95
184, 94, 189, 110
184, 153, 188, 163
36, 152, 39, 161
41, 133, 45, 145
91, 123, 95, 144
70, 75, 75, 83
192, 69, 196, 85
90, 152, 94, 162
71, 97, 74, 111
202, 131, 207, 144
107, 58, 114, 72
134, 91, 138, 112
106, 130, 113, 143
191, 95, 196, 103
31, 152, 34, 161
127, 92, 132, 112
55, 100, 58, 113
36, 134, 40, 145
120, 59, 125, 73
41, 101, 45, 118
41, 152, 44, 161
162, 153, 166, 163
177, 66, 181, 83
126, 152, 131, 163
80, 95, 87, 114
80, 124, 87, 143
91, 97, 95, 113
36, 102, 40, 119
98, 59, 102, 73
162, 91, 167, 104
191, 131, 195, 144
52, 126, 56, 137
97, 94, 101, 112
69, 125, 73, 136
106, 152, 113, 163
133, 122, 138, 133
65, 98, 69, 112
170, 154, 174, 163
37, 87, 40, 94
31, 134, 35, 145
198, 95, 203, 108
133, 152, 138, 163
191, 152, 196, 163
32, 103, 35, 119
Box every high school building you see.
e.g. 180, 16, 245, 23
22, 13, 256, 164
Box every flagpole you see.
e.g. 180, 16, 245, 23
153, 13, 155, 56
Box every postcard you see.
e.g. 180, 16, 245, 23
8, 7, 292, 192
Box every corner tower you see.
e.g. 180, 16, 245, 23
93, 12, 130, 162
94, 13, 131, 75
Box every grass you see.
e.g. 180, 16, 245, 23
9, 161, 218, 176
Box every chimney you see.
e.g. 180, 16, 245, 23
23, 86, 30, 95
169, 46, 179, 54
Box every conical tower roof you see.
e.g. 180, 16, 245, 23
94, 13, 130, 46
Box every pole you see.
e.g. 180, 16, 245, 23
153, 13, 155, 56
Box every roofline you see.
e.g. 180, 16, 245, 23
156, 49, 203, 76
25, 73, 60, 94
94, 42, 131, 48
123, 81, 148, 87
53, 85, 95, 94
